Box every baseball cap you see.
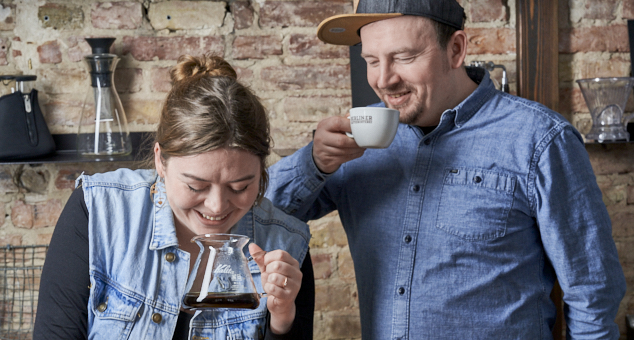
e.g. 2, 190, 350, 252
317, 0, 465, 46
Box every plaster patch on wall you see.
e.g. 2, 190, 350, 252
0, 6, 11, 22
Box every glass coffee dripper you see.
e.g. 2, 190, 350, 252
182, 234, 266, 310
576, 77, 634, 142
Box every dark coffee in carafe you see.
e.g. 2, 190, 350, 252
183, 292, 260, 309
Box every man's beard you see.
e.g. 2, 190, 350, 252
378, 86, 425, 126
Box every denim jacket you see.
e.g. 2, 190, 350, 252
79, 169, 310, 340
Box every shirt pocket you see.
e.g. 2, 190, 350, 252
89, 277, 142, 339
435, 167, 516, 241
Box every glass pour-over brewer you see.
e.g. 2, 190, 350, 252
576, 77, 634, 142
77, 37, 131, 159
183, 234, 267, 310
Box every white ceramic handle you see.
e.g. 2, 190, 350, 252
346, 116, 354, 138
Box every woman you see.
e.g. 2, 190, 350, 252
33, 55, 314, 340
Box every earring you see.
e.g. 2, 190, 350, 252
149, 182, 157, 203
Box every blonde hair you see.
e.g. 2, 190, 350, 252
153, 54, 270, 203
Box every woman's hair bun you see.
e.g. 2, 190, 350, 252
170, 54, 237, 83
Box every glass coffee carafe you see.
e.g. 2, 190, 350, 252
77, 37, 131, 159
576, 77, 634, 142
183, 234, 266, 310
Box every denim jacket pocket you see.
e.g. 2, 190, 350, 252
89, 277, 142, 339
435, 167, 516, 241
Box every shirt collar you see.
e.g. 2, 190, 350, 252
451, 66, 498, 128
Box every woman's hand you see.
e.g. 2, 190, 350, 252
248, 243, 302, 335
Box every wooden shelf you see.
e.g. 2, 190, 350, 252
0, 132, 153, 165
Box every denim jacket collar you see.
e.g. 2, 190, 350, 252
150, 177, 179, 251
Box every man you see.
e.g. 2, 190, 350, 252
265, 0, 626, 339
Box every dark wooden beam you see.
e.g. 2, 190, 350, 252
516, 0, 559, 111
516, 1, 562, 339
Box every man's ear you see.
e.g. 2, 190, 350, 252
447, 30, 468, 69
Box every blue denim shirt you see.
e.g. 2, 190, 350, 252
80, 169, 310, 340
266, 69, 625, 339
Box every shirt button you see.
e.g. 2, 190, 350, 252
424, 139, 431, 145
165, 252, 176, 262
398, 287, 405, 295
97, 302, 107, 312
474, 176, 482, 183
412, 185, 420, 192
152, 313, 162, 323
404, 235, 412, 243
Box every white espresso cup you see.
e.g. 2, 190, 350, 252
346, 107, 400, 148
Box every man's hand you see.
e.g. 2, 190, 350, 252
312, 115, 365, 174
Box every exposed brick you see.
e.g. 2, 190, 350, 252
337, 247, 355, 279
232, 35, 282, 60
323, 312, 362, 339
560, 26, 629, 53
259, 2, 351, 28
0, 4, 15, 31
464, 28, 516, 55
55, 169, 84, 190
469, 0, 507, 22
582, 0, 618, 20
311, 253, 333, 279
12, 50, 21, 57
308, 219, 348, 248
36, 68, 88, 95
579, 57, 631, 80
235, 66, 254, 83
0, 235, 22, 246
610, 208, 634, 238
559, 87, 587, 116
41, 96, 84, 127
37, 233, 53, 245
121, 98, 164, 125
150, 67, 172, 93
10, 200, 61, 229
625, 0, 634, 19
0, 37, 6, 65
0, 169, 18, 193
587, 144, 634, 175
315, 283, 352, 311
558, 0, 571, 29
289, 34, 349, 59
115, 68, 143, 93
91, 2, 142, 29
284, 96, 351, 122
38, 3, 84, 30
33, 199, 63, 228
231, 1, 253, 30
121, 36, 224, 61
261, 64, 350, 90
148, 1, 225, 30
37, 40, 62, 64
11, 200, 33, 229
66, 36, 92, 63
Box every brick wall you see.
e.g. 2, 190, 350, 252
0, 0, 633, 339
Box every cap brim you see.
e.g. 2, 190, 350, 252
317, 13, 403, 46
